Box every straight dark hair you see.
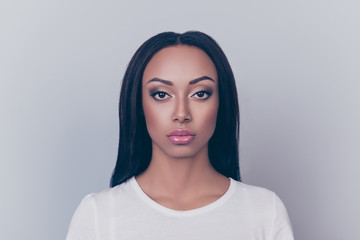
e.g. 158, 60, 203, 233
110, 31, 240, 187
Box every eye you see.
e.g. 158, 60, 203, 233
192, 90, 212, 100
151, 91, 171, 101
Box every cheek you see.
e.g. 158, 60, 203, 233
142, 103, 156, 134
206, 106, 219, 133
142, 100, 168, 138
195, 101, 219, 137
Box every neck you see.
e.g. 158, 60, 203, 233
135, 143, 225, 201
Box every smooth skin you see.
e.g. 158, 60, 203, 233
136, 45, 230, 211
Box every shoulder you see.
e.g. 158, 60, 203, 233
231, 179, 284, 210
230, 179, 293, 227
233, 180, 277, 199
79, 177, 134, 208
230, 180, 294, 239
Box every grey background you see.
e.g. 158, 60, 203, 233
1, 0, 359, 239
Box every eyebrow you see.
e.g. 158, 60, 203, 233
146, 76, 215, 86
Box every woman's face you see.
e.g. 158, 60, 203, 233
142, 45, 219, 159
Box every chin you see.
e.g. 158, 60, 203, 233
167, 144, 207, 158
152, 138, 208, 158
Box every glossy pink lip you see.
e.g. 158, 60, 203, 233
167, 129, 196, 136
167, 129, 196, 145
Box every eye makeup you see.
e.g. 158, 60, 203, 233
149, 87, 213, 101
149, 87, 166, 97
191, 88, 213, 99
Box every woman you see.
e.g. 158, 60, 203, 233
66, 31, 294, 240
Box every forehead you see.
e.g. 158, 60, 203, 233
142, 45, 218, 84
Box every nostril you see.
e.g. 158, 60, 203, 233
172, 114, 191, 122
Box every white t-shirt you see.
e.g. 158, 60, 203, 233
66, 176, 294, 240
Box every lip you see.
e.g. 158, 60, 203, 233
167, 129, 196, 137
167, 129, 196, 145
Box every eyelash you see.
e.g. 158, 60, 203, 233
150, 89, 212, 101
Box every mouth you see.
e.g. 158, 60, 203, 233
167, 129, 196, 145
167, 135, 195, 144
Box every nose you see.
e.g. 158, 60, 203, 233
172, 97, 192, 123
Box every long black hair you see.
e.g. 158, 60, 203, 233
110, 31, 240, 187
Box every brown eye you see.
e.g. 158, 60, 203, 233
157, 92, 166, 98
193, 90, 212, 100
197, 92, 205, 98
151, 91, 170, 101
